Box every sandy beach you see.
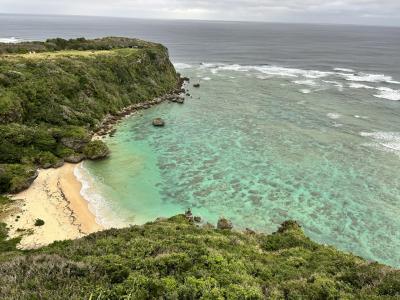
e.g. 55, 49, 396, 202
2, 163, 102, 249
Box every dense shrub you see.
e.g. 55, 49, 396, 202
83, 140, 110, 160
0, 37, 155, 54
0, 215, 398, 299
0, 164, 37, 193
34, 219, 45, 226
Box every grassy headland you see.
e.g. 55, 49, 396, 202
0, 37, 179, 193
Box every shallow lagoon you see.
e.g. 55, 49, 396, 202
82, 63, 400, 267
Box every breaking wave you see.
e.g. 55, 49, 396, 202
180, 62, 400, 101
0, 37, 23, 43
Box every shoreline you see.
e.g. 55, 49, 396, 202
1, 78, 190, 249
93, 76, 189, 138
2, 163, 103, 249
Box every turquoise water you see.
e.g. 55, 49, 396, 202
82, 63, 400, 267
3, 14, 400, 268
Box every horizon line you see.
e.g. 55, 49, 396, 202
1, 12, 400, 29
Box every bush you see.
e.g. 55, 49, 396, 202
0, 216, 398, 298
0, 164, 37, 193
83, 140, 109, 160
34, 219, 45, 227
0, 216, 398, 299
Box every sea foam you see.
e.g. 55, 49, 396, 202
360, 132, 400, 153
74, 163, 129, 229
373, 87, 400, 101
293, 79, 317, 86
334, 68, 355, 73
199, 63, 400, 86
173, 62, 192, 69
0, 37, 23, 43
202, 63, 332, 79
338, 72, 397, 84
348, 83, 375, 89
327, 113, 342, 120
197, 62, 400, 102
323, 80, 344, 91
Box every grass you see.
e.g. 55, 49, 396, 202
0, 49, 138, 60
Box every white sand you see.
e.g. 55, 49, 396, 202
2, 163, 102, 249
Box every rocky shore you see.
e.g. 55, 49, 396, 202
94, 75, 190, 138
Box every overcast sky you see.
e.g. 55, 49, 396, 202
1, 0, 400, 26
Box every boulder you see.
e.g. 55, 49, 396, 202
277, 220, 301, 233
185, 209, 194, 222
60, 137, 89, 152
109, 129, 117, 137
245, 228, 256, 235
64, 153, 85, 163
51, 159, 65, 169
4, 167, 39, 194
194, 216, 202, 223
152, 118, 165, 127
217, 218, 233, 230
83, 141, 110, 160
193, 83, 200, 88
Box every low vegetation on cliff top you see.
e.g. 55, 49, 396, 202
0, 37, 179, 193
0, 214, 399, 299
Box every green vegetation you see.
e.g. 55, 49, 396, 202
0, 215, 398, 299
34, 219, 45, 226
0, 37, 179, 194
0, 37, 398, 298
0, 37, 155, 55
83, 140, 111, 160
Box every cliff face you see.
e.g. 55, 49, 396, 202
0, 37, 179, 193
0, 215, 399, 299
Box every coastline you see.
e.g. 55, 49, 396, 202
2, 163, 103, 249
0, 75, 189, 249
93, 76, 188, 138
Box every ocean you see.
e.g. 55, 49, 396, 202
1, 14, 400, 267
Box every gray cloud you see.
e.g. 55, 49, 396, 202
1, 0, 400, 26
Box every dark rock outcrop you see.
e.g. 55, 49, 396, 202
277, 220, 301, 233
8, 168, 38, 194
60, 136, 90, 152
185, 209, 194, 222
217, 218, 233, 230
83, 141, 110, 160
245, 228, 256, 235
152, 118, 165, 127
64, 153, 85, 163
